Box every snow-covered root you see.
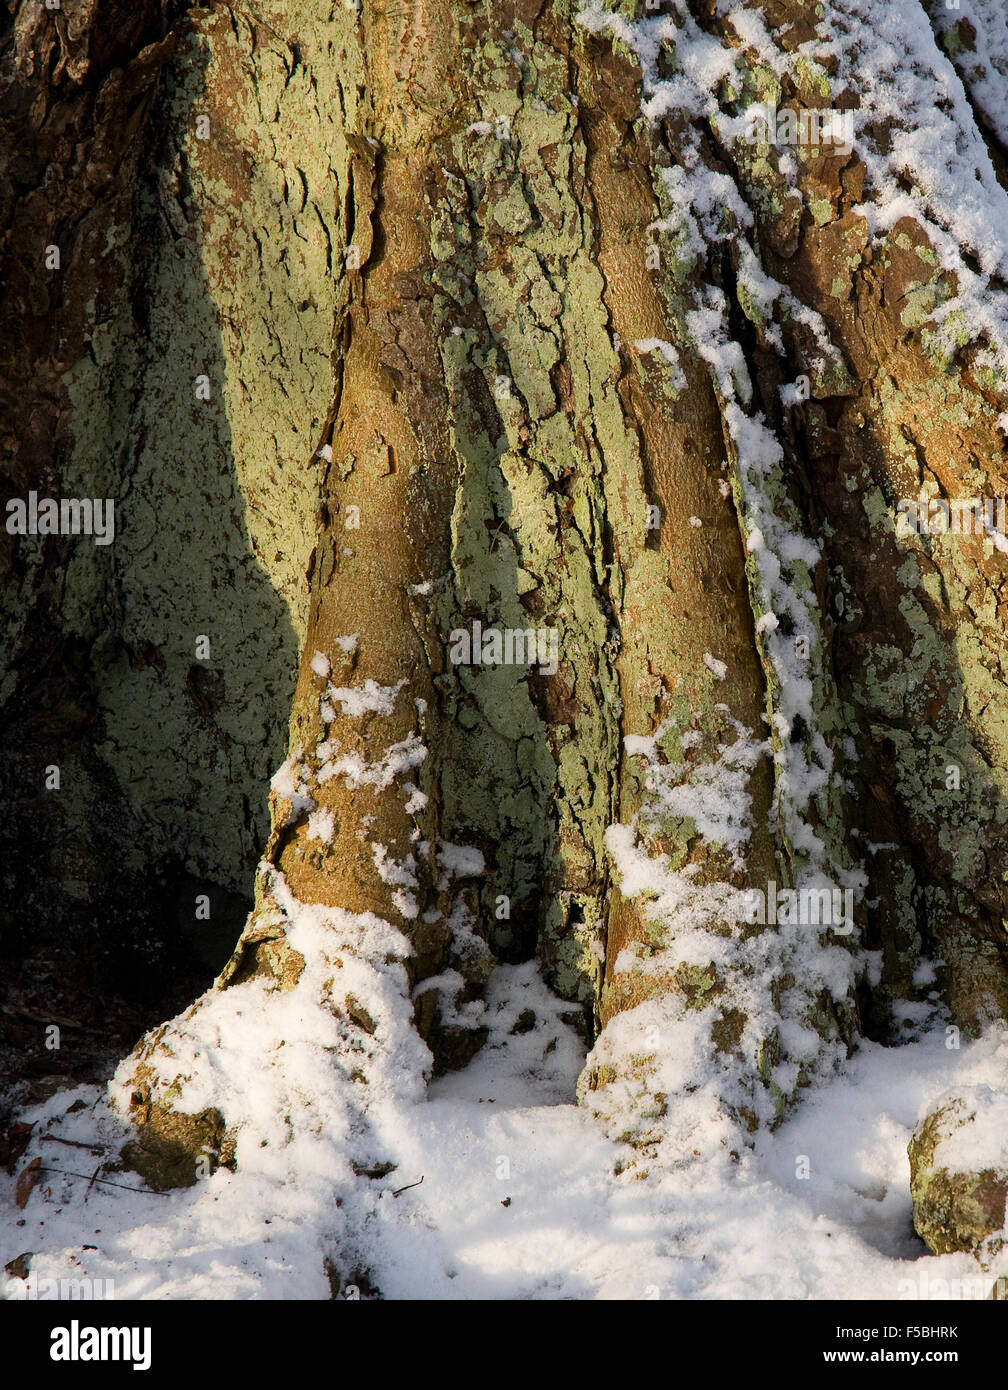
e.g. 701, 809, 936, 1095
112, 867, 431, 1194
6, 868, 431, 1294
580, 719, 860, 1162
574, 0, 1008, 1160
3, 655, 493, 1292
0, 855, 439, 1297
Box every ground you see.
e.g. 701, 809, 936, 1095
3, 959, 1005, 1300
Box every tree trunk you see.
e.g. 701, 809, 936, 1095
4, 0, 1008, 1276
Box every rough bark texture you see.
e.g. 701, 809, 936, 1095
3, 0, 1008, 1214
0, 0, 194, 1096
1, 0, 352, 1097
707, 0, 1008, 1033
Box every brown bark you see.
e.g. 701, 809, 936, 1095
3, 0, 1008, 1180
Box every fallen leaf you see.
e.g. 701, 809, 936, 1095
15, 1156, 42, 1210
1, 1121, 33, 1174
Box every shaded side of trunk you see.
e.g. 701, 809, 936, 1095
1, 0, 368, 1098
0, 0, 190, 1094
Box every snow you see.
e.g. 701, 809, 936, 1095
5, 961, 1007, 1298
325, 678, 405, 718
305, 808, 335, 843
702, 651, 727, 681
437, 841, 486, 879
371, 844, 419, 920
923, 1085, 1008, 1176
318, 733, 427, 792
269, 752, 315, 822
924, 1, 1008, 156
619, 714, 765, 870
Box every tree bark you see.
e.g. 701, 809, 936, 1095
4, 0, 1008, 1233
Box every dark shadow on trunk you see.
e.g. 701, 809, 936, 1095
0, 6, 301, 1109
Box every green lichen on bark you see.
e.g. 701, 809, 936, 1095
685, 0, 1008, 1036
60, 2, 360, 895
421, 9, 629, 1007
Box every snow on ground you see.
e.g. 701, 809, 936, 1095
3, 966, 1006, 1300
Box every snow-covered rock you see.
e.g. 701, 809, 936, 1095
908, 1086, 1008, 1261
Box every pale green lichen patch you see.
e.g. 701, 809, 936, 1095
62, 5, 360, 894
422, 18, 627, 1007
